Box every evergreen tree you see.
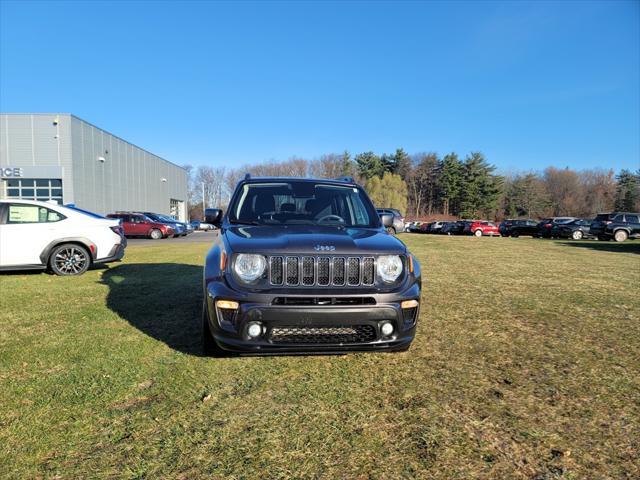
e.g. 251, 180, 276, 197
391, 148, 412, 180
614, 169, 640, 211
437, 153, 464, 216
459, 152, 502, 218
355, 151, 384, 179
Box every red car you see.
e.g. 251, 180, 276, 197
464, 220, 499, 237
106, 213, 174, 240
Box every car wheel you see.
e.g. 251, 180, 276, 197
49, 243, 90, 276
614, 230, 628, 242
474, 229, 482, 237
202, 302, 227, 357
572, 230, 583, 240
150, 229, 163, 240
511, 232, 519, 238
386, 227, 396, 235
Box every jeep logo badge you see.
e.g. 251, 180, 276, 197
314, 245, 335, 251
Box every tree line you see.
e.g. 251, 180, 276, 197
184, 150, 640, 220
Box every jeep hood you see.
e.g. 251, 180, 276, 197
224, 225, 406, 255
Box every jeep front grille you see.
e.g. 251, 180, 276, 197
268, 325, 376, 344
268, 256, 375, 287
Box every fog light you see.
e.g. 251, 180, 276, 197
247, 322, 263, 338
216, 300, 239, 310
381, 322, 394, 336
401, 299, 419, 309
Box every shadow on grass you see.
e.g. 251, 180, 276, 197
557, 241, 640, 255
101, 263, 205, 356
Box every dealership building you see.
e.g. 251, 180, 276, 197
0, 113, 188, 220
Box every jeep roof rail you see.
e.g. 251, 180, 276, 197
334, 176, 355, 183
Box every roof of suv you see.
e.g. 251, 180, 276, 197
240, 176, 359, 187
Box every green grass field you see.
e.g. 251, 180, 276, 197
1, 235, 638, 479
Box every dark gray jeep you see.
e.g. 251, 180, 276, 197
201, 176, 421, 355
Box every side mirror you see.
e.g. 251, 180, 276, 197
205, 208, 223, 225
380, 213, 393, 228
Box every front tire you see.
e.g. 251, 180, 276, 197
386, 227, 396, 235
49, 244, 91, 276
150, 229, 163, 240
614, 230, 628, 242
572, 230, 583, 240
474, 229, 482, 237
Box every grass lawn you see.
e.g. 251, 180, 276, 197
1, 235, 639, 479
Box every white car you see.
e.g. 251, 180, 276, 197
0, 200, 126, 275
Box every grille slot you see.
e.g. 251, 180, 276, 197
269, 256, 376, 287
302, 257, 315, 285
317, 257, 330, 286
286, 257, 299, 285
268, 325, 376, 344
270, 257, 284, 285
347, 257, 360, 285
333, 257, 345, 285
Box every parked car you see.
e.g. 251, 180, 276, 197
376, 208, 405, 234
0, 200, 126, 275
464, 220, 499, 237
441, 221, 460, 235
537, 217, 577, 238
590, 212, 640, 242
418, 222, 432, 233
429, 221, 446, 234
201, 175, 421, 355
106, 213, 174, 239
556, 219, 594, 240
139, 212, 187, 237
506, 219, 540, 237
190, 220, 215, 231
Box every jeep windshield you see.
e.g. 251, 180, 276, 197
228, 181, 380, 227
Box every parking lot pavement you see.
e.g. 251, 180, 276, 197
126, 231, 218, 245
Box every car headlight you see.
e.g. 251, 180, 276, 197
377, 255, 403, 283
233, 254, 266, 282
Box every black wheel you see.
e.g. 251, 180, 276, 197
49, 243, 91, 276
202, 302, 227, 357
511, 232, 519, 238
150, 229, 163, 240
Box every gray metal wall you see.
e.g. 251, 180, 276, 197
0, 113, 74, 203
69, 116, 187, 218
0, 113, 188, 219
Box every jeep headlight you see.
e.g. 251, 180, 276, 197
377, 255, 403, 283
233, 254, 266, 282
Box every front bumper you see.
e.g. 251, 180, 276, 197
204, 282, 420, 354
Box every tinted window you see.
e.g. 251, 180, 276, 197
613, 214, 625, 222
230, 182, 378, 227
625, 215, 639, 223
7, 204, 65, 223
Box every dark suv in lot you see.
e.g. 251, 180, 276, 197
590, 212, 640, 242
201, 176, 422, 355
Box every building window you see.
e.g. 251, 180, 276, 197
170, 198, 184, 220
4, 178, 63, 204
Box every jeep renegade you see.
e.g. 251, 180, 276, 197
201, 176, 421, 355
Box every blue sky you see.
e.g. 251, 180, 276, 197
1, 0, 638, 173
